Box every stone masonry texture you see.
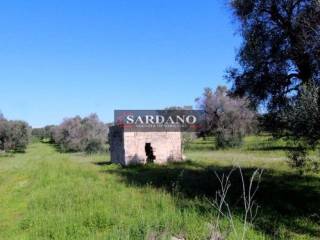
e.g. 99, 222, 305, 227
109, 126, 182, 165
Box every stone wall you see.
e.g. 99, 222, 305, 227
109, 126, 125, 165
109, 126, 182, 165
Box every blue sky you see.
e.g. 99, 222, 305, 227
0, 0, 241, 127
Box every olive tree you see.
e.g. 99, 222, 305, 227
53, 114, 108, 153
0, 115, 30, 152
196, 86, 257, 148
283, 82, 320, 171
228, 0, 320, 110
32, 125, 56, 142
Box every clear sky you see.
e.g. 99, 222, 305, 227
0, 0, 241, 127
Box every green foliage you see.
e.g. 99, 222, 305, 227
85, 138, 106, 154
228, 0, 320, 157
286, 83, 320, 146
32, 125, 55, 142
0, 117, 30, 152
279, 83, 320, 172
228, 0, 320, 110
216, 129, 243, 148
286, 145, 320, 174
53, 114, 108, 153
182, 132, 196, 151
287, 145, 309, 169
196, 86, 257, 148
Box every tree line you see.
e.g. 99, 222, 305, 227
32, 114, 109, 154
0, 114, 110, 155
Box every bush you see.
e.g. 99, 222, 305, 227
85, 139, 105, 154
0, 117, 30, 152
182, 132, 196, 151
287, 145, 320, 174
216, 129, 243, 148
53, 114, 107, 153
196, 86, 257, 148
287, 145, 309, 169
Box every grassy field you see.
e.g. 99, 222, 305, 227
0, 136, 319, 239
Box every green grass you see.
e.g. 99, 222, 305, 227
0, 135, 319, 239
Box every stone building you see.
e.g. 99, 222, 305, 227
109, 126, 183, 165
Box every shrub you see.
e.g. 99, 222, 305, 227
85, 139, 105, 154
53, 114, 107, 153
216, 129, 243, 148
287, 145, 309, 169
287, 145, 320, 174
182, 132, 197, 151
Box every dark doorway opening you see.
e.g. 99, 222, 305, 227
145, 143, 156, 163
